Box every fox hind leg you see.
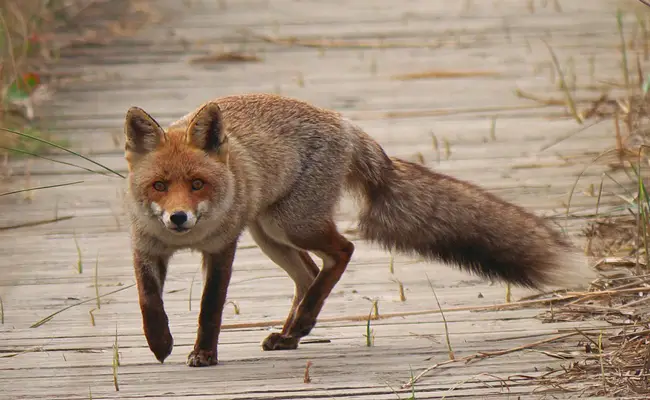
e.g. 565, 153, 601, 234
259, 219, 354, 351
255, 146, 353, 350
249, 222, 320, 348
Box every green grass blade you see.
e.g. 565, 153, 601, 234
365, 312, 373, 347
426, 274, 454, 360
0, 127, 125, 178
541, 39, 583, 124
565, 149, 621, 231
0, 215, 74, 231
595, 174, 605, 218
0, 180, 84, 197
73, 230, 83, 274
95, 253, 101, 309
617, 9, 630, 90
636, 147, 650, 268
0, 146, 114, 177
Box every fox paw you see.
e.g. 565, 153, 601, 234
262, 333, 299, 351
187, 349, 218, 367
142, 306, 174, 363
145, 328, 174, 363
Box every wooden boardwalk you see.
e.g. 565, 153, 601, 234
1, 0, 646, 398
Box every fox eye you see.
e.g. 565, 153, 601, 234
191, 179, 204, 191
153, 181, 167, 192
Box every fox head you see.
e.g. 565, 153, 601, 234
123, 102, 233, 237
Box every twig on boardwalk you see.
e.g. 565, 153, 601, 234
237, 27, 436, 49
378, 104, 552, 119
219, 286, 647, 331
0, 345, 46, 358
393, 70, 501, 80
402, 332, 579, 389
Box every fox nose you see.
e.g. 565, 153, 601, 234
169, 211, 188, 226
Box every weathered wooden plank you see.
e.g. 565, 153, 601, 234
1, 0, 640, 398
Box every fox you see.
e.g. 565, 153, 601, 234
123, 93, 595, 367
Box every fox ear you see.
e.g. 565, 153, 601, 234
187, 102, 228, 154
124, 107, 164, 155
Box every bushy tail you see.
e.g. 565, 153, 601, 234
345, 123, 594, 289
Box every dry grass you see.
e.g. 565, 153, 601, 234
238, 27, 437, 50
0, 0, 155, 177
0, 0, 77, 156
530, 253, 650, 396
523, 9, 650, 395
398, 9, 650, 396
532, 158, 650, 396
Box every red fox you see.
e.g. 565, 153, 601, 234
123, 93, 595, 367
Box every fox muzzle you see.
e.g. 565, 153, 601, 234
162, 209, 198, 233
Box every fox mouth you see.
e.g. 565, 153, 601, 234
172, 215, 201, 233
158, 220, 192, 234
157, 212, 201, 234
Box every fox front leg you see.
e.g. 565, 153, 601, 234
133, 251, 173, 363
186, 242, 236, 367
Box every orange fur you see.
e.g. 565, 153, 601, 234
123, 93, 596, 367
